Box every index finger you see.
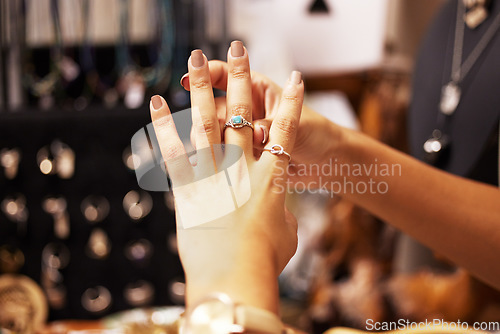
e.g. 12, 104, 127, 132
180, 60, 228, 92
150, 95, 194, 187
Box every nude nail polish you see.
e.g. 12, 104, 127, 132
231, 41, 244, 57
191, 50, 205, 68
151, 95, 163, 111
290, 71, 302, 85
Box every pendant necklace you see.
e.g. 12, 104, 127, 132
424, 0, 500, 164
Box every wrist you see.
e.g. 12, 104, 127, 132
184, 240, 280, 314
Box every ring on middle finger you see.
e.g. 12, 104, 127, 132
224, 115, 254, 131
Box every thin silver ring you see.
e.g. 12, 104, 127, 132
263, 144, 291, 161
224, 115, 254, 130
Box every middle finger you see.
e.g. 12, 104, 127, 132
224, 41, 254, 156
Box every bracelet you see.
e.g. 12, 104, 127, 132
180, 292, 285, 334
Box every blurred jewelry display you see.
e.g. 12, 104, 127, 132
81, 195, 110, 224
1, 119, 181, 319
125, 239, 153, 266
86, 228, 111, 260
81, 285, 112, 314
122, 190, 153, 221
122, 146, 140, 171
23, 0, 80, 110
18, 0, 176, 110
424, 1, 500, 165
0, 148, 21, 180
0, 274, 48, 334
36, 140, 75, 179
0, 245, 25, 273
123, 280, 154, 307
103, 307, 183, 334
116, 0, 175, 109
1, 194, 29, 236
42, 196, 70, 239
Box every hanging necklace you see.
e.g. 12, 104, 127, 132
423, 0, 500, 165
440, 1, 500, 115
116, 0, 175, 109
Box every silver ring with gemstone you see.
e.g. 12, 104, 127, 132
224, 115, 254, 130
263, 144, 291, 161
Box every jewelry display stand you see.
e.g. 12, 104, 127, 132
0, 107, 184, 320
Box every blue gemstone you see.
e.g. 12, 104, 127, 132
232, 115, 243, 124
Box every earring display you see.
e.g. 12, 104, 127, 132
1, 195, 29, 237
168, 278, 186, 305
0, 245, 25, 273
81, 195, 110, 223
0, 0, 205, 322
86, 228, 111, 260
123, 280, 155, 307
125, 239, 153, 265
37, 140, 75, 179
81, 286, 112, 314
0, 105, 183, 320
122, 146, 141, 171
42, 243, 70, 270
42, 197, 70, 239
123, 190, 153, 221
0, 148, 21, 180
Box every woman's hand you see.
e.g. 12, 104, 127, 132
180, 61, 343, 185
150, 41, 304, 314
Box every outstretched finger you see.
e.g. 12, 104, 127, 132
180, 60, 229, 92
150, 95, 193, 186
224, 40, 254, 156
262, 71, 304, 165
188, 50, 221, 150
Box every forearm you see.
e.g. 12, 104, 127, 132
333, 125, 500, 289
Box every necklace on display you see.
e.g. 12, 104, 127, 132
440, 1, 500, 116
424, 1, 500, 164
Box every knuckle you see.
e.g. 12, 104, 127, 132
230, 67, 250, 80
281, 93, 302, 107
230, 103, 251, 116
275, 118, 296, 136
190, 78, 211, 90
153, 116, 174, 131
196, 117, 218, 135
163, 144, 184, 160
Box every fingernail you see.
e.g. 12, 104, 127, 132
191, 49, 205, 68
290, 71, 302, 85
260, 125, 268, 144
180, 73, 189, 87
230, 41, 244, 57
151, 95, 163, 111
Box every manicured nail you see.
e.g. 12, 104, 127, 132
151, 95, 163, 111
180, 73, 189, 87
230, 41, 244, 57
290, 71, 302, 85
260, 125, 268, 144
191, 49, 205, 68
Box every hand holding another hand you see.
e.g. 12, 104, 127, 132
180, 59, 343, 185
150, 41, 304, 314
